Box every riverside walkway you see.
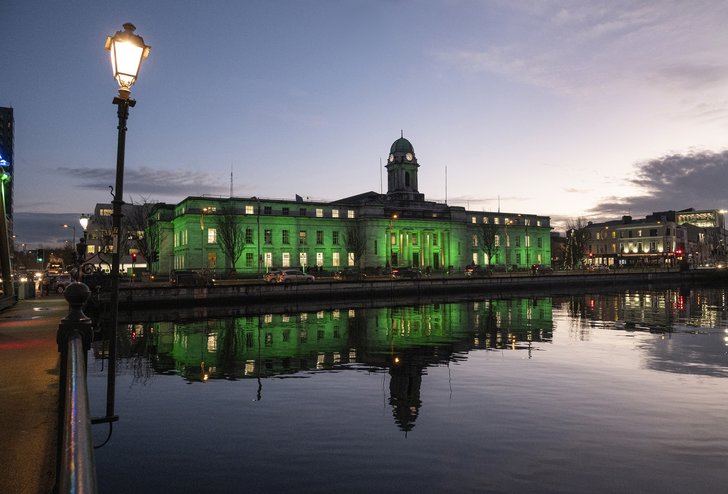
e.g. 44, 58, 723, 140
0, 295, 66, 494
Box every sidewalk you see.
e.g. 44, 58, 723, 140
0, 295, 67, 494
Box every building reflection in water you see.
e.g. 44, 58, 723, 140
97, 298, 554, 432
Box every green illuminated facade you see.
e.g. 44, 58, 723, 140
151, 137, 551, 274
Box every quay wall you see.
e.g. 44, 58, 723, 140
113, 270, 726, 312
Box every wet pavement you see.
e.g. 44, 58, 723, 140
0, 295, 66, 494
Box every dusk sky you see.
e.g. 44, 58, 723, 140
3, 0, 728, 247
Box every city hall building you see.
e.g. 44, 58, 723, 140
150, 137, 552, 276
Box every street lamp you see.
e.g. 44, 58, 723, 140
63, 224, 76, 246
200, 207, 209, 270
104, 22, 150, 421
79, 214, 89, 234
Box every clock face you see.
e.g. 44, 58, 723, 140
388, 154, 394, 162
405, 153, 413, 161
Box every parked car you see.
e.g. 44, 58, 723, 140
263, 269, 283, 283
465, 264, 493, 277
276, 269, 315, 283
391, 267, 421, 279
334, 268, 367, 281
532, 264, 554, 275
171, 270, 209, 287
51, 273, 74, 293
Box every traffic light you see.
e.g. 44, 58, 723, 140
36, 248, 44, 263
131, 252, 137, 263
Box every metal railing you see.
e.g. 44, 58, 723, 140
56, 282, 97, 494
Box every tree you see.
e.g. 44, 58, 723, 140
564, 217, 589, 269
125, 197, 161, 264
216, 204, 245, 276
345, 222, 367, 268
479, 223, 499, 265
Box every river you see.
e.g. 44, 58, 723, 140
88, 286, 728, 493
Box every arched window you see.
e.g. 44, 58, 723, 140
405, 172, 410, 187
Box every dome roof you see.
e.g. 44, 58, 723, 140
390, 137, 414, 154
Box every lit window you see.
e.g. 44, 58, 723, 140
348, 252, 355, 266
299, 231, 307, 244
348, 210, 355, 219
316, 252, 324, 267
245, 205, 254, 215
207, 228, 217, 244
282, 252, 290, 267
332, 209, 339, 218
300, 252, 307, 267
316, 208, 323, 218
332, 252, 340, 267
494, 217, 500, 225
472, 216, 477, 224
483, 217, 489, 224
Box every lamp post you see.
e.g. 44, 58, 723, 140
63, 224, 76, 246
252, 197, 261, 276
200, 207, 209, 270
104, 22, 150, 421
388, 214, 398, 269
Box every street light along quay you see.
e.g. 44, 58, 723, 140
103, 22, 150, 422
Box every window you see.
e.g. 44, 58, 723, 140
264, 229, 272, 244
300, 252, 307, 268
245, 205, 254, 215
347, 210, 355, 219
282, 252, 290, 267
282, 230, 290, 244
282, 207, 289, 216
316, 252, 324, 267
495, 234, 500, 247
374, 239, 378, 255
433, 234, 438, 246
515, 236, 520, 247
472, 216, 477, 224
411, 233, 417, 245
525, 235, 530, 247
332, 252, 340, 267
348, 252, 355, 266
494, 217, 500, 225
483, 216, 489, 224
537, 237, 542, 248
638, 230, 642, 237
245, 228, 253, 244
299, 208, 306, 216
207, 228, 217, 244
333, 231, 340, 245
316, 208, 323, 218
473, 253, 479, 264
245, 252, 254, 267
332, 209, 339, 218
299, 231, 307, 244
472, 234, 478, 247
264, 206, 272, 215
316, 230, 324, 244
536, 220, 541, 227
264, 252, 272, 267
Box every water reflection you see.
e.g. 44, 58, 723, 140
98, 298, 554, 432
90, 288, 728, 494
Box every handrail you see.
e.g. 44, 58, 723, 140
56, 282, 97, 494
58, 333, 97, 494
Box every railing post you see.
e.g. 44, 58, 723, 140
56, 282, 97, 494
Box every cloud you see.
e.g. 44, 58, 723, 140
589, 149, 728, 217
57, 166, 230, 199
13, 212, 87, 247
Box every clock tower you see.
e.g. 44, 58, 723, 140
386, 135, 424, 202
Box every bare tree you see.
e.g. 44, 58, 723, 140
564, 217, 589, 269
345, 222, 367, 268
479, 223, 500, 265
125, 197, 160, 263
216, 204, 245, 276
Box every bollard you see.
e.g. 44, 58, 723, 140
56, 282, 98, 494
